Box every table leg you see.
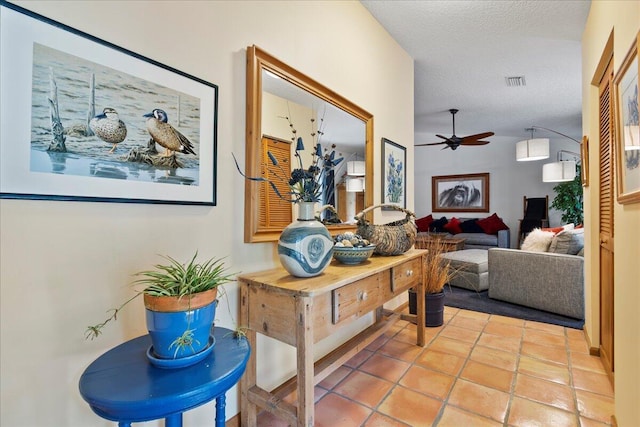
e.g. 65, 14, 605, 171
416, 253, 426, 346
165, 412, 182, 427
215, 394, 226, 427
239, 282, 258, 427
117, 423, 131, 427
295, 295, 314, 427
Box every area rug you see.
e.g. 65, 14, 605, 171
443, 286, 584, 329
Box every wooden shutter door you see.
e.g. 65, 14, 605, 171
260, 137, 292, 228
598, 58, 615, 382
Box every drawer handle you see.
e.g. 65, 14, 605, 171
358, 290, 368, 301
406, 270, 413, 277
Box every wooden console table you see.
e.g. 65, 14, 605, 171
238, 249, 427, 426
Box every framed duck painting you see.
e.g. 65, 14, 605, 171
0, 1, 218, 205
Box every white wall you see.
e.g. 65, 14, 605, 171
414, 133, 580, 247
0, 1, 414, 426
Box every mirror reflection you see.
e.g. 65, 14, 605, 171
262, 69, 366, 223
245, 46, 373, 243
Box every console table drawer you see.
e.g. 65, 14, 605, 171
332, 273, 383, 324
391, 258, 422, 293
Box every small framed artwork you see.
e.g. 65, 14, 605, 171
0, 2, 218, 205
381, 138, 406, 209
432, 173, 490, 213
581, 135, 589, 187
613, 31, 640, 204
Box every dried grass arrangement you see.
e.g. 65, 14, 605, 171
421, 238, 459, 294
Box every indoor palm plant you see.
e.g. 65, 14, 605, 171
551, 163, 584, 225
86, 252, 235, 363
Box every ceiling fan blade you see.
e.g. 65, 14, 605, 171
460, 132, 494, 143
460, 140, 491, 146
435, 134, 452, 141
415, 141, 447, 147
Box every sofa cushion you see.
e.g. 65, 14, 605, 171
415, 214, 433, 232
456, 232, 498, 247
521, 228, 555, 252
460, 218, 484, 233
443, 217, 462, 234
549, 228, 584, 255
430, 217, 448, 232
476, 213, 509, 235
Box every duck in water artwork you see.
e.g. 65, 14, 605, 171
143, 108, 196, 157
89, 107, 128, 153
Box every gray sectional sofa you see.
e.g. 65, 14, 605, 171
487, 248, 584, 319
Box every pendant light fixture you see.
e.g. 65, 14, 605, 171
542, 150, 579, 182
346, 177, 365, 192
516, 128, 549, 161
346, 160, 365, 176
516, 126, 582, 182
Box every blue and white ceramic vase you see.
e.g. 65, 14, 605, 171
278, 202, 334, 277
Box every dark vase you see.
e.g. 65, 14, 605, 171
408, 289, 445, 327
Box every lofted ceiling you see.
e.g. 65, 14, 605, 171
361, 0, 591, 145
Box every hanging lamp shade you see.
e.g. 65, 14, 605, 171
346, 160, 365, 176
542, 161, 576, 182
516, 138, 550, 161
346, 177, 364, 192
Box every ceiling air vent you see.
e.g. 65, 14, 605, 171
505, 76, 526, 87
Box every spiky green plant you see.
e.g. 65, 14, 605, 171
134, 253, 234, 297
85, 252, 234, 341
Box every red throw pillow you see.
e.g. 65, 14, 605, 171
443, 217, 462, 234
415, 214, 433, 232
476, 213, 509, 235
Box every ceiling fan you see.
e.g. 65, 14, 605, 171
415, 109, 494, 150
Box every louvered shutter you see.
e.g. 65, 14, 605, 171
260, 137, 292, 228
599, 62, 614, 237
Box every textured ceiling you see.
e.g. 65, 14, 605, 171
361, 0, 591, 144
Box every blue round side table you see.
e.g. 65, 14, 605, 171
79, 327, 250, 427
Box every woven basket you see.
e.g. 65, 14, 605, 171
355, 204, 417, 256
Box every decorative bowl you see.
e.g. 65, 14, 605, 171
333, 245, 376, 265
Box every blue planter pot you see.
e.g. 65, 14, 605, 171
278, 202, 333, 278
144, 290, 218, 360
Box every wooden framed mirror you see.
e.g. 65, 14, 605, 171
244, 45, 373, 243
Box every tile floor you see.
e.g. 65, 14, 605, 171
257, 306, 615, 427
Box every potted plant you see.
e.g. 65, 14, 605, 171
551, 163, 584, 225
85, 252, 235, 364
408, 239, 456, 326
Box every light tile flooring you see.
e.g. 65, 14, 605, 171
257, 306, 615, 427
